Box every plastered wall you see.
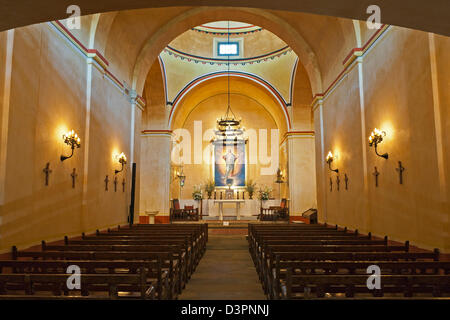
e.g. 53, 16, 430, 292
314, 26, 450, 252
0, 22, 137, 253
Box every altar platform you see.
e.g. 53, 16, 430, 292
177, 199, 283, 220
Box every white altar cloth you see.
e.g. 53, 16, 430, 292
177, 199, 282, 219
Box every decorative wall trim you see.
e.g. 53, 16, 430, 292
280, 131, 315, 145
311, 24, 391, 109
289, 57, 299, 105
192, 24, 263, 35
141, 129, 173, 137
158, 56, 169, 106
163, 45, 292, 66
49, 20, 147, 108
167, 71, 292, 130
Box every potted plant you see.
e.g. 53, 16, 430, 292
204, 180, 215, 199
192, 185, 203, 201
246, 180, 257, 199
258, 185, 272, 201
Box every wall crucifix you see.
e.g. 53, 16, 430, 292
396, 161, 405, 184
43, 162, 52, 186
104, 175, 109, 191
336, 175, 341, 191
71, 168, 77, 189
329, 177, 333, 192
373, 166, 380, 187
344, 174, 349, 190
122, 178, 126, 192
114, 176, 118, 192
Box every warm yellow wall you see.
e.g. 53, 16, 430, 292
315, 26, 450, 252
0, 22, 136, 253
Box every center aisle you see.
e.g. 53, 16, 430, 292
179, 233, 266, 300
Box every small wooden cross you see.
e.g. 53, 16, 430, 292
122, 178, 126, 192
344, 174, 349, 190
43, 162, 52, 186
336, 175, 341, 191
373, 166, 380, 187
396, 161, 405, 185
114, 176, 118, 192
329, 177, 333, 192
70, 168, 77, 189
104, 175, 109, 191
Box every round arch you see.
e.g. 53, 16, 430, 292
170, 74, 290, 136
129, 7, 323, 97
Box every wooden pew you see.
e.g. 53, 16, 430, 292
270, 260, 450, 299
11, 248, 181, 299
0, 259, 170, 300
0, 271, 155, 299
282, 271, 450, 299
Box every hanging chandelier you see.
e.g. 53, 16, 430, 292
214, 21, 245, 144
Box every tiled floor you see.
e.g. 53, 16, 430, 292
179, 234, 266, 300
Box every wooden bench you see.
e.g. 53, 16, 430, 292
0, 259, 170, 299
269, 260, 450, 299
0, 271, 155, 299
282, 272, 450, 299
11, 248, 181, 299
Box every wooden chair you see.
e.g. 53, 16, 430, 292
269, 198, 289, 221
183, 206, 199, 221
170, 200, 199, 221
259, 199, 289, 221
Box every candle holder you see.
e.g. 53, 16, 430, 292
326, 151, 339, 173
369, 128, 388, 159
60, 130, 81, 162
114, 152, 127, 174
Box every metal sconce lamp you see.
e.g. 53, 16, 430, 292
60, 130, 81, 162
177, 166, 186, 187
275, 168, 284, 199
114, 152, 127, 174
275, 168, 284, 183
369, 128, 388, 159
326, 151, 339, 173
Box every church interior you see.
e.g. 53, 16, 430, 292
0, 2, 449, 301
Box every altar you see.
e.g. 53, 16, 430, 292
214, 200, 244, 220
177, 199, 282, 220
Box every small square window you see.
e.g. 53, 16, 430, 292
218, 42, 239, 56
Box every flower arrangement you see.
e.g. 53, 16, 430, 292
258, 185, 272, 201
204, 180, 215, 199
245, 180, 257, 199
192, 185, 203, 200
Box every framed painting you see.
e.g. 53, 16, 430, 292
214, 142, 246, 187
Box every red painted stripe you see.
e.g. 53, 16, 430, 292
55, 20, 109, 67
314, 25, 388, 105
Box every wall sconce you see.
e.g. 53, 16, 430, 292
114, 152, 127, 174
60, 130, 81, 162
369, 128, 388, 159
177, 166, 186, 187
326, 151, 339, 173
275, 168, 284, 183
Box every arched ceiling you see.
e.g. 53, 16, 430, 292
97, 7, 325, 97
171, 76, 289, 136
1, 0, 449, 36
